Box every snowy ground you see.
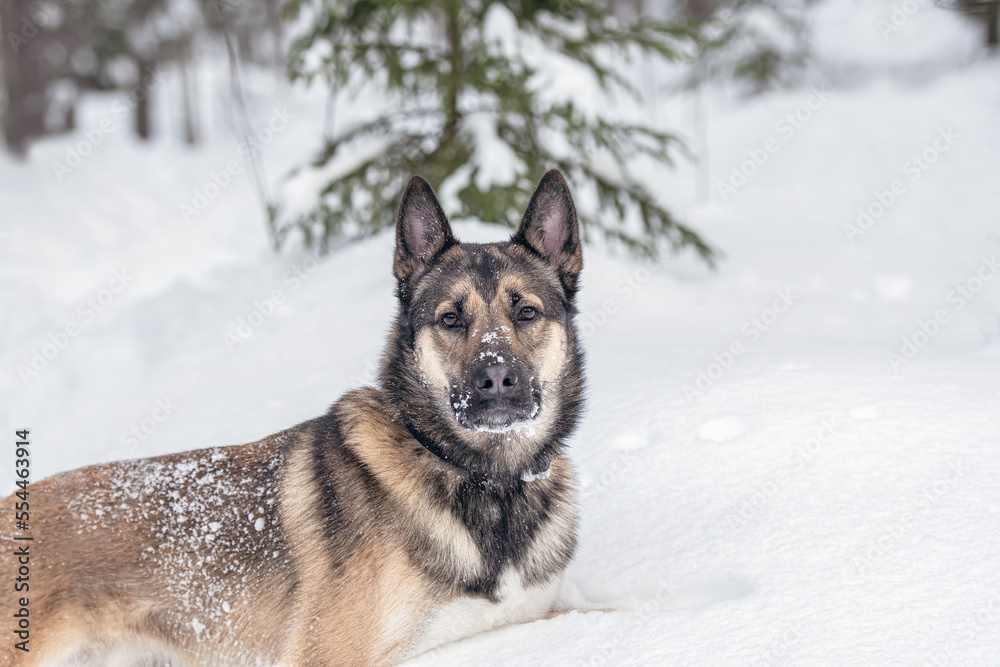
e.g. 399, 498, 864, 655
2, 0, 999, 664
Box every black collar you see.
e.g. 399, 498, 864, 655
404, 421, 469, 472
403, 421, 554, 482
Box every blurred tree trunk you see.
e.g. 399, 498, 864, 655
685, 0, 719, 20
134, 57, 152, 140
180, 44, 199, 145
441, 0, 460, 152
956, 0, 1000, 48
685, 0, 717, 202
1, 0, 48, 157
988, 0, 999, 48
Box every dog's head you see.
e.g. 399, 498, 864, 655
381, 170, 584, 478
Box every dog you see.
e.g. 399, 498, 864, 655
2, 170, 585, 666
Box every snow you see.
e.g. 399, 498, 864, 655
483, 3, 521, 64
696, 416, 747, 442
2, 0, 999, 664
464, 112, 525, 191
849, 405, 882, 421
813, 0, 981, 69
521, 467, 551, 483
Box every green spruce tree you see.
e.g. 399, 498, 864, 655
277, 0, 716, 263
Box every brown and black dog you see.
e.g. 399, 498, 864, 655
2, 170, 585, 666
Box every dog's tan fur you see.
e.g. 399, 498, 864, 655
1, 170, 584, 666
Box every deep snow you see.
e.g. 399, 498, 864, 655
2, 0, 999, 664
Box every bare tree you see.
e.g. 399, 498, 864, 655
2, 0, 55, 156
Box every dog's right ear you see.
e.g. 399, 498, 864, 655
393, 176, 455, 293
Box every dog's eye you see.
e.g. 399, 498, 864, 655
440, 313, 461, 328
517, 306, 537, 321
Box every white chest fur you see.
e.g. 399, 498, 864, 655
406, 569, 561, 658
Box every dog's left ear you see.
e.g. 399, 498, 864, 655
394, 176, 455, 293
513, 170, 583, 295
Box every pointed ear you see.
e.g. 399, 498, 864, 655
513, 170, 582, 293
393, 176, 455, 291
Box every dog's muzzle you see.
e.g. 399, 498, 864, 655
452, 362, 540, 433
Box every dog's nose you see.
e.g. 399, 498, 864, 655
474, 364, 518, 399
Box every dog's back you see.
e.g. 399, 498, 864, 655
1, 435, 295, 666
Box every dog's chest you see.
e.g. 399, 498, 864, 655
407, 568, 561, 657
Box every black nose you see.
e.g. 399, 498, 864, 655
474, 364, 518, 399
